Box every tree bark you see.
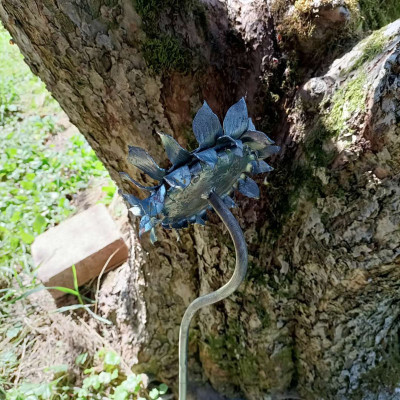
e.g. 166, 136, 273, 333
1, 1, 400, 399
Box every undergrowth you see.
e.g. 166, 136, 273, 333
0, 25, 116, 285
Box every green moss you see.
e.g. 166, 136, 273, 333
303, 122, 336, 168
135, 0, 204, 73
205, 318, 293, 390
255, 304, 271, 328
136, 0, 193, 36
349, 29, 387, 73
325, 72, 368, 136
352, 336, 400, 398
142, 34, 191, 73
359, 0, 400, 31
246, 261, 268, 286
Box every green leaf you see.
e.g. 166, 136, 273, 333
149, 388, 159, 399
6, 325, 22, 339
98, 371, 112, 385
104, 351, 120, 366
121, 374, 142, 393
32, 214, 46, 234
71, 265, 84, 305
6, 148, 17, 158
111, 368, 118, 380
25, 172, 36, 181
19, 229, 34, 244
44, 364, 68, 374
159, 383, 168, 395
76, 352, 88, 365
20, 180, 34, 190
10, 211, 21, 222
113, 386, 128, 400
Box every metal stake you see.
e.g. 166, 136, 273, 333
179, 191, 248, 400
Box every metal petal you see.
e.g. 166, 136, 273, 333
158, 132, 191, 167
150, 228, 158, 244
141, 185, 166, 216
189, 162, 202, 176
223, 195, 236, 208
195, 215, 206, 225
240, 130, 275, 151
164, 165, 191, 189
119, 172, 160, 192
248, 117, 256, 131
192, 101, 223, 150
223, 97, 249, 139
119, 190, 143, 216
195, 148, 218, 167
231, 147, 243, 157
139, 215, 153, 237
257, 145, 280, 159
216, 135, 236, 148
237, 176, 260, 199
128, 145, 166, 181
251, 160, 274, 174
171, 219, 189, 229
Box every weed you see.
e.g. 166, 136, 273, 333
0, 25, 116, 285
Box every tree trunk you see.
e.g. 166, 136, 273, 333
1, 0, 400, 398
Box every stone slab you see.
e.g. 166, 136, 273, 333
32, 204, 129, 298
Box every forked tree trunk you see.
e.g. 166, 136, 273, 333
1, 0, 400, 398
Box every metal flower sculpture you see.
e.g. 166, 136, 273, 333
120, 98, 279, 243
121, 98, 278, 400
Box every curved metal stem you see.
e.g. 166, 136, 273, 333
179, 191, 248, 400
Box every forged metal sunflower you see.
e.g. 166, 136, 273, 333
120, 98, 279, 243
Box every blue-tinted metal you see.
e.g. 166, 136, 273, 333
120, 98, 279, 400
251, 160, 274, 174
194, 148, 218, 167
192, 101, 223, 150
121, 98, 279, 240
237, 176, 260, 199
178, 191, 248, 400
164, 166, 191, 189
128, 146, 166, 181
158, 132, 191, 167
223, 97, 249, 139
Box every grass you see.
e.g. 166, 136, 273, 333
0, 23, 162, 400
0, 25, 116, 286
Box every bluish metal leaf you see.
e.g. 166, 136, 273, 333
216, 135, 236, 148
231, 147, 243, 157
223, 195, 236, 208
195, 148, 218, 167
235, 139, 243, 150
139, 215, 153, 237
141, 185, 166, 216
189, 162, 202, 176
218, 152, 230, 163
164, 165, 191, 189
248, 117, 256, 131
128, 146, 166, 181
171, 219, 189, 229
251, 160, 274, 174
240, 130, 275, 151
119, 190, 143, 216
237, 176, 260, 199
119, 172, 160, 192
223, 97, 249, 139
195, 215, 206, 225
257, 145, 281, 159
192, 101, 223, 149
161, 221, 171, 229
158, 132, 191, 167
150, 228, 158, 244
